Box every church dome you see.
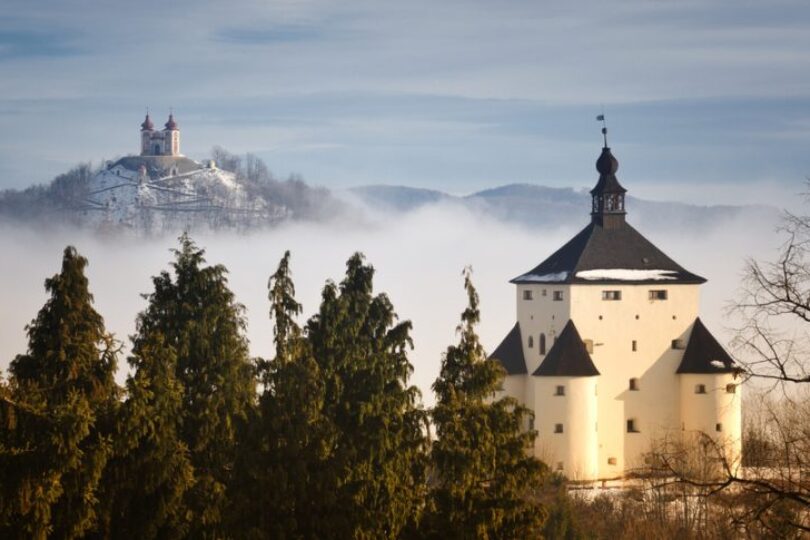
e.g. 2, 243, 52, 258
596, 146, 619, 175
140, 113, 154, 131
164, 113, 179, 130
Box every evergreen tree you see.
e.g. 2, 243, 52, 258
134, 233, 255, 537
0, 246, 119, 539
425, 268, 547, 539
98, 332, 195, 538
304, 253, 428, 539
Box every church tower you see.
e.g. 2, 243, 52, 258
163, 112, 181, 156
140, 112, 155, 156
490, 127, 742, 482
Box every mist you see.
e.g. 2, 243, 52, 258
0, 201, 782, 406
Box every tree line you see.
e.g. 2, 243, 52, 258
0, 234, 546, 539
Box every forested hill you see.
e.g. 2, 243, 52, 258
0, 147, 347, 235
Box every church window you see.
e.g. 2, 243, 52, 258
539, 333, 546, 354
629, 378, 639, 391
554, 385, 565, 396
554, 423, 563, 433
632, 340, 637, 352
649, 290, 668, 300
695, 384, 707, 394
672, 339, 685, 350
528, 336, 534, 348
523, 290, 533, 300
583, 339, 594, 354
627, 419, 640, 433
608, 457, 617, 465
553, 290, 564, 301
726, 384, 736, 394
602, 290, 621, 300
716, 423, 723, 432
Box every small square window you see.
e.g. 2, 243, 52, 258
554, 423, 564, 433
528, 336, 534, 348
602, 290, 621, 301
542, 289, 547, 296
649, 290, 668, 300
629, 378, 639, 391
716, 423, 723, 432
556, 461, 564, 471
672, 339, 685, 350
552, 290, 564, 301
554, 385, 565, 396
583, 339, 594, 354
627, 419, 639, 433
695, 384, 707, 394
608, 457, 617, 465
726, 384, 736, 394
523, 290, 533, 300
632, 340, 637, 352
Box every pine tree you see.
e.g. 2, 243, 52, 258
425, 268, 547, 539
98, 332, 195, 538
305, 253, 428, 539
0, 246, 119, 539
134, 233, 255, 537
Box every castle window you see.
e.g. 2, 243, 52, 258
672, 339, 685, 350
608, 457, 617, 465
695, 384, 707, 394
556, 462, 564, 471
528, 335, 534, 348
528, 417, 535, 432
726, 384, 736, 394
554, 423, 563, 433
554, 385, 565, 396
716, 423, 723, 432
542, 289, 547, 296
523, 290, 533, 300
629, 378, 639, 391
632, 340, 637, 352
553, 290, 564, 301
649, 290, 668, 300
627, 419, 640, 433
602, 290, 621, 301
583, 339, 594, 354
539, 333, 546, 355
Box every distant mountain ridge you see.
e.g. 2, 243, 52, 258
348, 183, 780, 233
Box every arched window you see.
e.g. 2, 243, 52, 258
528, 335, 534, 348
153, 144, 161, 155
539, 333, 546, 354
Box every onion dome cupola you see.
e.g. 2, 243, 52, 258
164, 113, 179, 131
140, 112, 154, 131
590, 144, 627, 229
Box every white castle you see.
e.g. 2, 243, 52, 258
490, 137, 742, 481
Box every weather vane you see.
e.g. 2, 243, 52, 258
596, 113, 608, 147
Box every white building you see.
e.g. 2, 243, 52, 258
490, 140, 742, 482
140, 111, 181, 157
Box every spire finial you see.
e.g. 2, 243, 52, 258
596, 113, 608, 148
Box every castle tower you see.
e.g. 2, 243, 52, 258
140, 112, 155, 156
163, 113, 181, 156
490, 128, 742, 481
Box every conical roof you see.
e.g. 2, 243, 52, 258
677, 318, 737, 374
489, 322, 527, 375
533, 320, 599, 377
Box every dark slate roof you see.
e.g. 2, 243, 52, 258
489, 322, 527, 375
533, 320, 600, 377
511, 220, 706, 285
677, 318, 737, 374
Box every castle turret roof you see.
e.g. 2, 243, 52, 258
677, 318, 738, 374
489, 322, 527, 375
533, 320, 600, 377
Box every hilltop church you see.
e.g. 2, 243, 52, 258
490, 133, 742, 481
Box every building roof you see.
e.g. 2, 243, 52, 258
533, 320, 600, 377
511, 220, 706, 285
677, 318, 738, 374
591, 146, 626, 195
164, 113, 178, 130
140, 113, 154, 131
489, 322, 527, 375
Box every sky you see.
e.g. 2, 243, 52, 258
1, 0, 810, 208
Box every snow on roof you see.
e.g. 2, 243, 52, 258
514, 271, 569, 283
575, 269, 678, 281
